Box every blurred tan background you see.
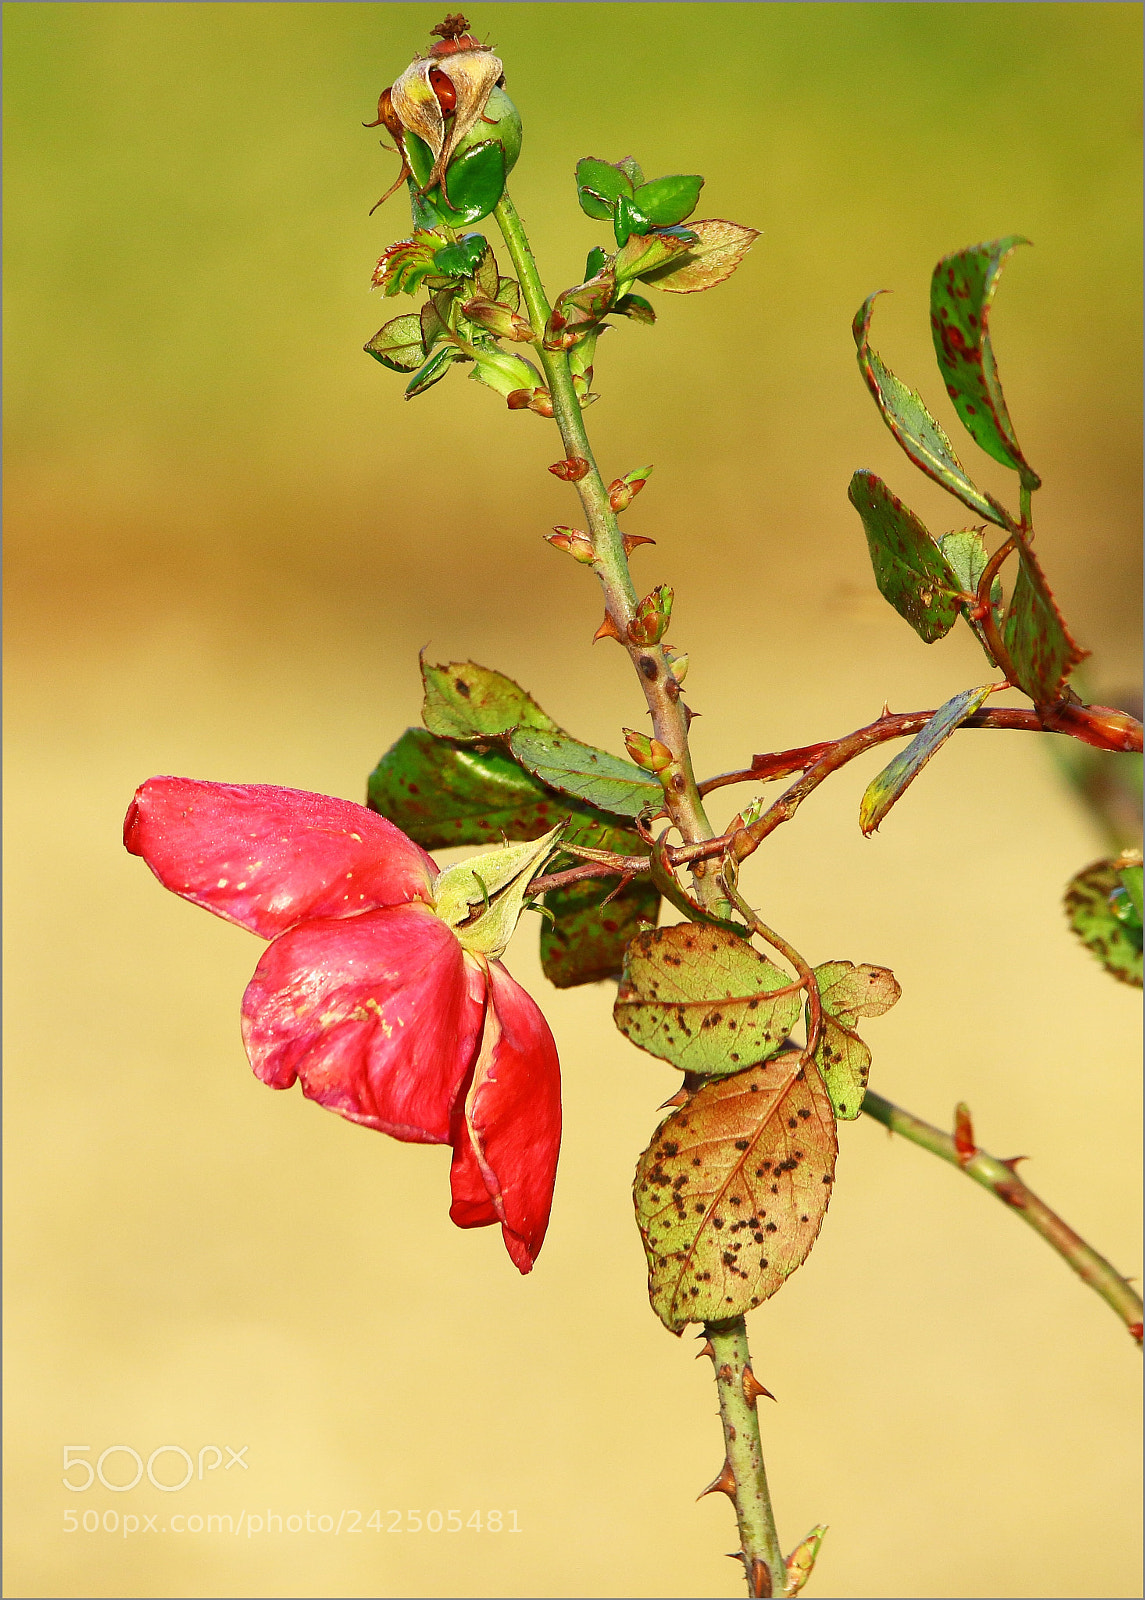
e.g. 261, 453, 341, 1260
4, 4, 1141, 1596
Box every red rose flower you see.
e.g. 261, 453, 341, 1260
124, 777, 562, 1272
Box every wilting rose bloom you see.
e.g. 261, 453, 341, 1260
124, 777, 562, 1272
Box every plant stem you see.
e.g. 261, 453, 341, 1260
494, 190, 717, 878
494, 187, 777, 1593
861, 1089, 1144, 1343
706, 1319, 786, 1598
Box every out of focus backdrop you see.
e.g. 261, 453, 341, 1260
4, 5, 1141, 1597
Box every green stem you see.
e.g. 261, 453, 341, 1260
706, 1319, 786, 1597
493, 190, 719, 892
861, 1090, 1144, 1343
495, 190, 776, 1591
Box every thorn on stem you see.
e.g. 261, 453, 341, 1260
1128, 1321, 1143, 1346
742, 1366, 776, 1407
697, 1459, 737, 1501
716, 1363, 734, 1383
623, 533, 657, 556
1001, 1155, 1029, 1172
695, 1338, 716, 1361
592, 613, 624, 644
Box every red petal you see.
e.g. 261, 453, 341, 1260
451, 961, 561, 1273
241, 904, 484, 1143
125, 777, 436, 937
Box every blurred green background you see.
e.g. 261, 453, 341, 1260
4, 4, 1141, 1596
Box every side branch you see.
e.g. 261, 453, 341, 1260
861, 1089, 1144, 1344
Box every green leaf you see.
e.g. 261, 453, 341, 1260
406, 134, 505, 226
1064, 853, 1144, 987
847, 471, 961, 643
612, 292, 656, 325
474, 242, 500, 299
859, 683, 996, 835
1002, 544, 1087, 705
810, 962, 901, 1120
633, 174, 704, 227
371, 232, 442, 297
633, 1057, 838, 1331
498, 279, 522, 315
508, 728, 662, 817
637, 217, 760, 294
367, 728, 574, 848
432, 232, 488, 278
613, 191, 653, 247
364, 313, 426, 372
584, 246, 608, 280
575, 157, 635, 223
617, 157, 644, 186
614, 227, 697, 283
542, 875, 660, 988
853, 292, 1009, 527
421, 659, 563, 742
615, 924, 802, 1075
931, 237, 1040, 487
937, 529, 1005, 660
404, 343, 461, 398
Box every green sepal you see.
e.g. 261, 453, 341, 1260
632, 174, 704, 227
404, 343, 462, 398
364, 313, 426, 372
931, 237, 1040, 488
406, 134, 506, 227
584, 246, 608, 280
847, 470, 961, 643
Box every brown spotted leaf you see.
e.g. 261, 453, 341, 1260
633, 1056, 838, 1331
1002, 544, 1087, 705
810, 962, 902, 1120
541, 874, 660, 988
1064, 853, 1143, 987
615, 924, 802, 1076
637, 218, 760, 294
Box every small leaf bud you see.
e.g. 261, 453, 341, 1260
506, 386, 554, 416
546, 527, 595, 564
624, 730, 673, 773
953, 1103, 977, 1164
627, 583, 673, 646
784, 1526, 827, 1597
549, 457, 591, 482
663, 645, 688, 683
462, 297, 536, 342
609, 465, 653, 512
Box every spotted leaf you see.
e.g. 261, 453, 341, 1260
615, 924, 801, 1076
1064, 853, 1143, 987
633, 1056, 838, 1331
931, 237, 1039, 487
1002, 544, 1088, 705
810, 962, 901, 1120
848, 470, 962, 643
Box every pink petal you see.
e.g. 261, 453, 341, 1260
449, 961, 561, 1273
241, 904, 485, 1143
125, 777, 436, 938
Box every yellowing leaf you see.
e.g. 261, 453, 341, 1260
634, 1055, 838, 1331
